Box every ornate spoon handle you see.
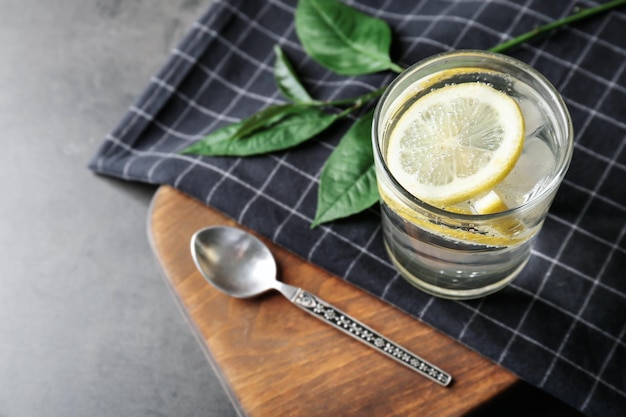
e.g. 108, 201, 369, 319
289, 288, 452, 386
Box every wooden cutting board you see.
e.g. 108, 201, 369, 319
148, 185, 517, 416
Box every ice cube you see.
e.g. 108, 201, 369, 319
495, 136, 555, 207
517, 96, 547, 137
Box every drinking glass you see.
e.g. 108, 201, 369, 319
372, 50, 574, 299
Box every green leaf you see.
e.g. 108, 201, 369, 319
295, 0, 401, 75
231, 103, 305, 140
274, 45, 315, 103
312, 109, 379, 227
181, 107, 341, 157
180, 120, 244, 154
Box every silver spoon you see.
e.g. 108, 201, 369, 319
190, 226, 452, 386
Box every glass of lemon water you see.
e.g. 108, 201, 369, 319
372, 50, 574, 300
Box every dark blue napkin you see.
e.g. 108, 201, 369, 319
89, 1, 626, 416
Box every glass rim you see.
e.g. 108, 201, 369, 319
372, 49, 574, 221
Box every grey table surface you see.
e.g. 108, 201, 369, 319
0, 0, 238, 416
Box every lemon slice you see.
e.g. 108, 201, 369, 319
380, 187, 526, 247
386, 82, 525, 206
470, 190, 527, 240
470, 190, 509, 214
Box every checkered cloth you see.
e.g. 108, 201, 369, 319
89, 1, 626, 415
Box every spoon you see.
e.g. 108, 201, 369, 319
190, 226, 452, 386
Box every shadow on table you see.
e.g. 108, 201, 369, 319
464, 381, 586, 417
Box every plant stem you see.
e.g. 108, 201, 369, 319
389, 62, 405, 73
489, 0, 626, 53
324, 87, 387, 107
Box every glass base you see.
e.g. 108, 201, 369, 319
384, 241, 529, 300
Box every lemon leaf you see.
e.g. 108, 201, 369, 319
312, 110, 379, 227
295, 0, 402, 75
273, 45, 315, 103
180, 120, 244, 154
182, 107, 340, 156
231, 103, 306, 140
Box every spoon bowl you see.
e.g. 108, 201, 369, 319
191, 226, 277, 298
